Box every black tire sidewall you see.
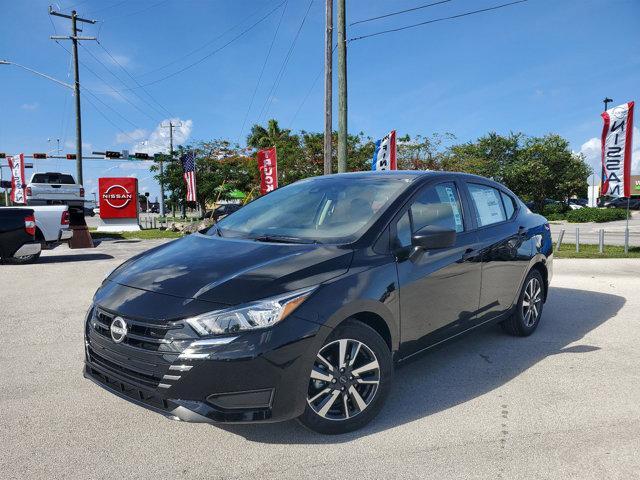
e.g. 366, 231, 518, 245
514, 270, 545, 335
298, 320, 392, 435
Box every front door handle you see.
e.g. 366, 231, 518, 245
461, 248, 476, 261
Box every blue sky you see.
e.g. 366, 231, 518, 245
1, 0, 638, 199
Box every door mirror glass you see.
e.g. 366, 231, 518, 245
412, 225, 457, 249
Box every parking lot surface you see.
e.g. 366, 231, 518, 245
1, 240, 639, 479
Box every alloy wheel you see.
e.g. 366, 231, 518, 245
522, 277, 542, 327
307, 338, 380, 421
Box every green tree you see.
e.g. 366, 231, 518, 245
504, 134, 592, 211
247, 119, 303, 185
397, 132, 455, 170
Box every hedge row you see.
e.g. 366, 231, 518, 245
546, 207, 629, 223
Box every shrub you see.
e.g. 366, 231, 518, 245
565, 207, 628, 223
542, 203, 570, 215
544, 213, 566, 222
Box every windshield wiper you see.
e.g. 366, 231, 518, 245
210, 224, 223, 237
253, 234, 321, 244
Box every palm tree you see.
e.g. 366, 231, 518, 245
246, 119, 292, 149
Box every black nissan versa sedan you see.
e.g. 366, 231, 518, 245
84, 171, 552, 434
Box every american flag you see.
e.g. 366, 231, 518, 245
180, 151, 197, 202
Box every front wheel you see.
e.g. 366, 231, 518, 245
298, 320, 392, 435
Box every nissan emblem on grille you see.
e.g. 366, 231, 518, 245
110, 317, 128, 343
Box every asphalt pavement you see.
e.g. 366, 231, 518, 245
1, 240, 639, 479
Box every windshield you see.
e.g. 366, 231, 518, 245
214, 175, 412, 243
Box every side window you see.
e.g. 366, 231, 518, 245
395, 211, 412, 248
468, 183, 507, 227
410, 182, 464, 233
501, 191, 516, 219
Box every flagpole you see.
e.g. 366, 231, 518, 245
625, 196, 630, 254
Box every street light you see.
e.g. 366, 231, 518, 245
0, 60, 73, 89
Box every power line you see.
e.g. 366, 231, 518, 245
95, 40, 174, 118
257, 0, 314, 123
102, 0, 171, 22
237, 0, 289, 143
126, 2, 287, 89
82, 94, 139, 143
349, 0, 528, 42
55, 40, 158, 123
350, 0, 453, 26
79, 42, 167, 120
137, 3, 271, 79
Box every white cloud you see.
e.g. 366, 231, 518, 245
21, 102, 39, 110
131, 118, 193, 155
64, 140, 93, 151
116, 128, 147, 144
579, 126, 640, 185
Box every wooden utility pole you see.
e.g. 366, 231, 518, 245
337, 0, 347, 173
324, 0, 333, 175
49, 7, 96, 185
161, 121, 182, 217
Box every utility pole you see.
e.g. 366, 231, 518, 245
161, 121, 182, 217
323, 0, 333, 175
50, 7, 96, 185
337, 0, 347, 173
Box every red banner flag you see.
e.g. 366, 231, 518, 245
601, 101, 634, 198
8, 153, 26, 204
257, 147, 278, 195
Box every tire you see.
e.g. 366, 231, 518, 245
501, 269, 545, 337
298, 320, 392, 435
7, 251, 41, 264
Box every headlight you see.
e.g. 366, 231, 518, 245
186, 286, 317, 336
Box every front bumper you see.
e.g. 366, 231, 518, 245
84, 311, 329, 424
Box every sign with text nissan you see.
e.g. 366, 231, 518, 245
98, 177, 139, 219
257, 147, 278, 195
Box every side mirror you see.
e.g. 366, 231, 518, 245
412, 225, 456, 249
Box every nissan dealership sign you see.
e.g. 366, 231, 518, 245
97, 177, 141, 231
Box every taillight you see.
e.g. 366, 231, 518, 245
26, 186, 32, 196
80, 188, 85, 197
24, 214, 36, 237
61, 210, 70, 225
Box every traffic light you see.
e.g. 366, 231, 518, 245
66, 153, 76, 160
0, 180, 11, 188
134, 152, 150, 159
33, 153, 47, 159
0, 153, 6, 159
105, 151, 121, 159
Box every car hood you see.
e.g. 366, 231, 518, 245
108, 233, 353, 305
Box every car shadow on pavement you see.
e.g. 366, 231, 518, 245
38, 253, 114, 264
218, 286, 625, 443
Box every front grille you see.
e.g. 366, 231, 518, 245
86, 307, 189, 390
91, 308, 184, 352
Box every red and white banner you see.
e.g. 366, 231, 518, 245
257, 147, 278, 195
601, 101, 634, 198
371, 130, 397, 171
8, 153, 26, 204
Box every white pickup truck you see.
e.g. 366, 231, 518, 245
26, 172, 84, 208
10, 205, 72, 261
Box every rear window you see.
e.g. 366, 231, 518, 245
32, 173, 76, 184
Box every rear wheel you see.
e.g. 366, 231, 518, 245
298, 320, 392, 434
501, 269, 545, 336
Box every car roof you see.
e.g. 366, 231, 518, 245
322, 170, 497, 184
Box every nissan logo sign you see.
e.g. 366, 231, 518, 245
110, 316, 128, 343
102, 184, 133, 209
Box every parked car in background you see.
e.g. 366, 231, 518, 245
0, 208, 41, 263
85, 171, 553, 434
568, 198, 588, 207
604, 197, 640, 210
26, 172, 84, 208
204, 203, 242, 222
10, 205, 72, 253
